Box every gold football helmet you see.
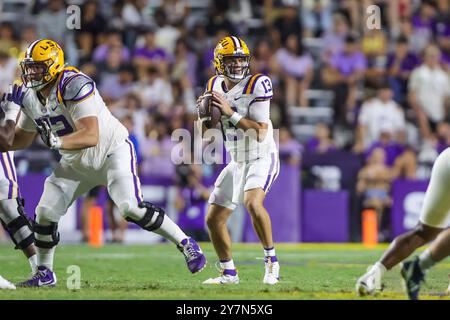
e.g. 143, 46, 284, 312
213, 36, 251, 82
20, 39, 64, 90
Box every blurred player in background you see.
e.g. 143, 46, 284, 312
0, 39, 206, 287
356, 147, 450, 299
198, 36, 280, 285
0, 94, 38, 279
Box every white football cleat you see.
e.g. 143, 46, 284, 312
0, 275, 16, 290
203, 268, 239, 285
356, 264, 384, 296
263, 256, 280, 285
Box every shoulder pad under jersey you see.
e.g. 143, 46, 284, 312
62, 74, 95, 102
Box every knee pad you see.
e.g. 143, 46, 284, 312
33, 221, 60, 249
125, 201, 165, 232
0, 198, 34, 250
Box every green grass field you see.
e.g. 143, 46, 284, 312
0, 243, 449, 300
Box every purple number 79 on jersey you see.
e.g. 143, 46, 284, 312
36, 115, 74, 137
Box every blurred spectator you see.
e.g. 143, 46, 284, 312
122, 0, 152, 30
153, 7, 181, 55
171, 39, 198, 89
81, 0, 107, 43
0, 22, 17, 55
354, 82, 406, 152
132, 28, 170, 77
36, 0, 78, 64
322, 34, 367, 126
386, 35, 420, 105
76, 32, 95, 66
132, 66, 174, 110
301, 0, 334, 37
99, 65, 135, 103
410, 0, 437, 54
0, 50, 17, 95
274, 34, 314, 107
162, 0, 190, 26
305, 122, 337, 154
140, 115, 175, 178
272, 4, 303, 47
205, 3, 236, 37
356, 147, 393, 242
93, 29, 130, 63
18, 24, 38, 54
408, 45, 450, 139
365, 124, 405, 164
110, 93, 147, 144
250, 38, 275, 76
278, 127, 303, 166
362, 29, 388, 88
174, 164, 210, 241
321, 12, 350, 63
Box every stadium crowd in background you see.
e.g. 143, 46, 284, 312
0, 0, 450, 242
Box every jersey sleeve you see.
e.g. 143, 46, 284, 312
247, 75, 273, 103
205, 75, 219, 92
17, 110, 37, 132
62, 74, 100, 121
248, 99, 270, 123
65, 94, 100, 121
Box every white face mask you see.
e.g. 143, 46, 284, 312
20, 61, 50, 90
222, 56, 250, 82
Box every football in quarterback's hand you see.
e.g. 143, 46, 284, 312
198, 91, 221, 129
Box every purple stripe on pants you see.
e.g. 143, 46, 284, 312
263, 153, 276, 192
0, 155, 13, 199
125, 139, 141, 203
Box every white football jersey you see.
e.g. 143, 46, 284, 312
206, 74, 277, 162
17, 66, 129, 170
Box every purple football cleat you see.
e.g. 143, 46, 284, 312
178, 238, 207, 274
17, 266, 57, 288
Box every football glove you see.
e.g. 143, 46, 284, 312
36, 117, 62, 150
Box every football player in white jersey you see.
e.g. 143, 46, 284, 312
0, 97, 38, 284
197, 36, 280, 285
356, 147, 450, 299
1, 39, 206, 287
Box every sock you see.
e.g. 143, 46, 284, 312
220, 259, 236, 271
418, 249, 436, 271
28, 255, 38, 274
37, 247, 55, 271
264, 247, 276, 257
373, 261, 387, 276
153, 215, 188, 245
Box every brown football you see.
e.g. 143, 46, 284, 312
199, 91, 222, 129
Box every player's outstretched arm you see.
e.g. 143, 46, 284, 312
0, 120, 16, 152
57, 116, 99, 150
10, 127, 37, 151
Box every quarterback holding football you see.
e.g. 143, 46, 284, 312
197, 36, 280, 285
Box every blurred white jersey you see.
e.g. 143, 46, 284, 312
17, 66, 129, 170
0, 151, 18, 200
206, 74, 277, 162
